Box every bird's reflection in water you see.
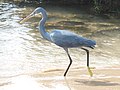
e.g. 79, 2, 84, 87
64, 77, 72, 90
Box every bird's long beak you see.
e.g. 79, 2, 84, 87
19, 12, 34, 24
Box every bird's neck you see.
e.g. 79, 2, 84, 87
39, 10, 51, 41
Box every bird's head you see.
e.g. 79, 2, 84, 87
20, 7, 45, 23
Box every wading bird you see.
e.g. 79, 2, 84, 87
20, 7, 96, 77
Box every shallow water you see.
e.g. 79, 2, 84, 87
0, 2, 120, 89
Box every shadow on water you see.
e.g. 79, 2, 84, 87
0, 82, 11, 87
75, 79, 120, 86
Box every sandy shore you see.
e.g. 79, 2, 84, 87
34, 67, 120, 90
0, 67, 120, 90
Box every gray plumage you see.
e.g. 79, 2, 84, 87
50, 30, 96, 48
20, 7, 96, 77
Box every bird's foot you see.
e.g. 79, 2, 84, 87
87, 67, 93, 77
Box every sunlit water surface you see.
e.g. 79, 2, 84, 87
0, 2, 120, 89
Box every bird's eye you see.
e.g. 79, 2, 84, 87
34, 10, 39, 15
34, 11, 36, 14
33, 11, 37, 16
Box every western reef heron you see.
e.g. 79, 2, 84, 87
20, 7, 96, 77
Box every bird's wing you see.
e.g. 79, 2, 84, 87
49, 30, 88, 48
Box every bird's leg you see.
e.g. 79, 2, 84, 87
64, 48, 72, 77
81, 48, 93, 77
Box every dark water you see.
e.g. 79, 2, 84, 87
0, 2, 120, 89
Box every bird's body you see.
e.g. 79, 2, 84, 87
37, 7, 96, 49
20, 7, 96, 77
50, 30, 95, 48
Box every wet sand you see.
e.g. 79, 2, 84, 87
0, 67, 120, 90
